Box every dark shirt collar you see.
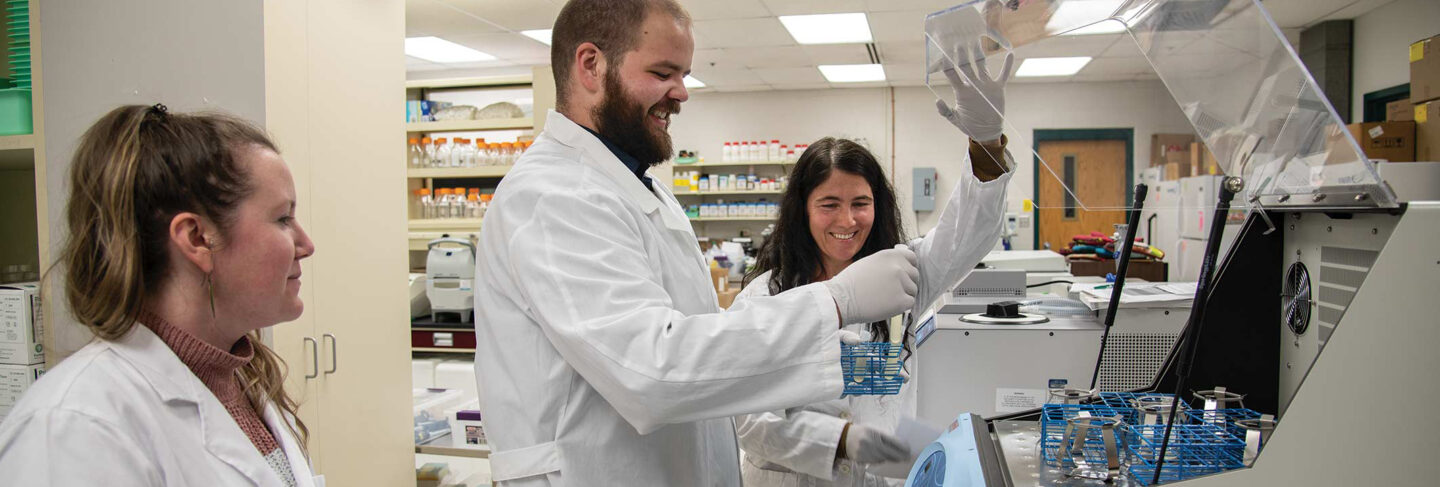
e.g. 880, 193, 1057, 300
581, 125, 652, 190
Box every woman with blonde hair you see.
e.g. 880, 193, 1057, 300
0, 104, 319, 486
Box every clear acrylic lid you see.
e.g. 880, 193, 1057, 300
924, 0, 1397, 210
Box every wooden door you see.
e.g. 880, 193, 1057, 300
1036, 139, 1128, 251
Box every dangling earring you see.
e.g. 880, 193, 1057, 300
204, 272, 216, 318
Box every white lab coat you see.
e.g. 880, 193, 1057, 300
471, 110, 846, 486
0, 324, 319, 487
735, 152, 1012, 487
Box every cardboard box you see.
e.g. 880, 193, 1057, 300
1162, 161, 1190, 181
0, 283, 43, 365
1190, 142, 1220, 176
710, 267, 729, 294
1345, 122, 1415, 162
1151, 133, 1195, 167
1417, 101, 1440, 161
1387, 99, 1415, 122
1412, 35, 1440, 104
717, 289, 740, 309
0, 363, 45, 422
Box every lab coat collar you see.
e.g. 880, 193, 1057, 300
108, 323, 205, 405
264, 403, 319, 487
543, 110, 692, 233
108, 324, 287, 486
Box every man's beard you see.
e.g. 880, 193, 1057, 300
592, 67, 679, 167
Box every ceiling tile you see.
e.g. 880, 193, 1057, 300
1259, 0, 1358, 28
446, 32, 552, 61
1011, 34, 1122, 59
1100, 37, 1146, 58
440, 0, 563, 31
406, 63, 457, 73
773, 82, 835, 91
803, 44, 874, 65
868, 10, 928, 44
692, 48, 740, 70
676, 0, 773, 20
883, 63, 926, 82
724, 46, 813, 69
441, 59, 517, 70
761, 0, 866, 16
832, 80, 890, 89
1075, 56, 1153, 78
863, 0, 968, 13
406, 0, 505, 37
1010, 75, 1074, 84
694, 18, 796, 48
1319, 0, 1394, 24
714, 84, 775, 92
689, 68, 766, 86
753, 67, 828, 84
878, 41, 927, 64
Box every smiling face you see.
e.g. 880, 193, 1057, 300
806, 170, 875, 279
211, 146, 315, 328
593, 10, 693, 166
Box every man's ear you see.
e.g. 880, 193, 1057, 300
169, 212, 216, 274
576, 42, 607, 95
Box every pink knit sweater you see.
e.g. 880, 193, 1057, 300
140, 311, 281, 456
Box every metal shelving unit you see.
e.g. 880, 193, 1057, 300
407, 166, 512, 179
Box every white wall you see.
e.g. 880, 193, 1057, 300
40, 0, 266, 359
896, 82, 1193, 248
1350, 0, 1440, 121
666, 80, 1194, 249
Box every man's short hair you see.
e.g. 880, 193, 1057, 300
550, 0, 690, 111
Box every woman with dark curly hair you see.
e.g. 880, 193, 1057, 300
734, 51, 1015, 486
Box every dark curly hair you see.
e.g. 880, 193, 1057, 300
745, 137, 910, 346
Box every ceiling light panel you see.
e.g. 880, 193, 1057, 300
521, 29, 552, 46
1014, 56, 1093, 77
819, 63, 886, 82
405, 36, 497, 63
779, 13, 873, 45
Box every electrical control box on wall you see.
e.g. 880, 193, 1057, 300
913, 167, 937, 211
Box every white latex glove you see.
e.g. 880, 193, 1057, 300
824, 245, 919, 326
838, 329, 864, 345
935, 45, 1013, 143
844, 424, 911, 464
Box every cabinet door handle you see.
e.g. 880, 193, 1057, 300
323, 333, 338, 375
303, 337, 318, 379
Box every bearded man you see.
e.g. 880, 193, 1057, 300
469, 1, 921, 485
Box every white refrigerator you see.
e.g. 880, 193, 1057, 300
1139, 180, 1182, 264
1173, 175, 1247, 282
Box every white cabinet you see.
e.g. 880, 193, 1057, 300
264, 1, 413, 485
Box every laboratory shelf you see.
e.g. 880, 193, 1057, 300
409, 218, 483, 231
0, 134, 35, 170
406, 118, 531, 133
406, 75, 532, 89
689, 217, 775, 222
407, 166, 511, 178
673, 189, 783, 196
415, 444, 490, 458
679, 160, 794, 168
412, 347, 476, 354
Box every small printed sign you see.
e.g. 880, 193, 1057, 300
996, 388, 1046, 413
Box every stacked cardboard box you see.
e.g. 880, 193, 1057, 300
1344, 122, 1415, 162
1151, 133, 1195, 181
0, 283, 44, 422
1410, 35, 1439, 161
